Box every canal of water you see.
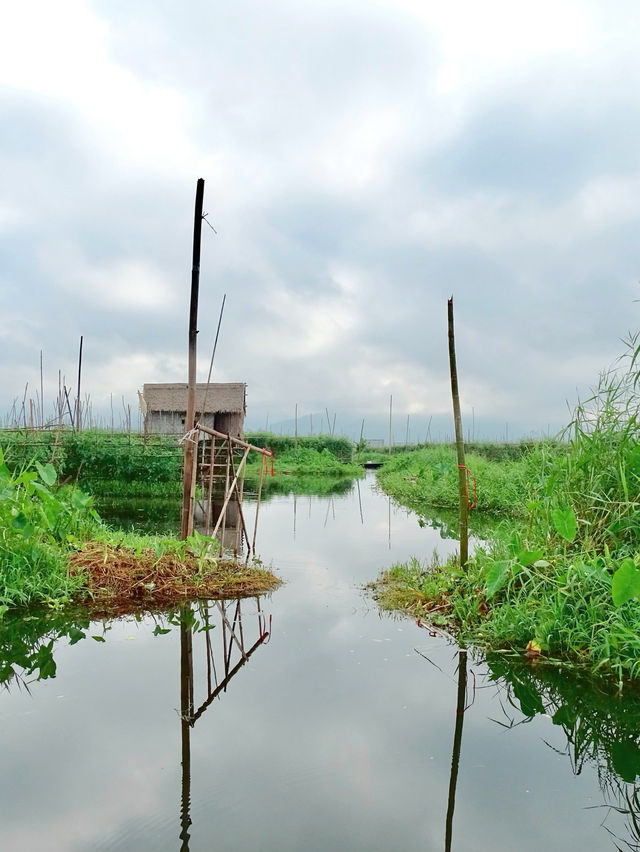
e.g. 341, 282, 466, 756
1, 472, 639, 851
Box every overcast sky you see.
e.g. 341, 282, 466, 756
1, 0, 639, 440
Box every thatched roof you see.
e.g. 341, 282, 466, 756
143, 383, 246, 414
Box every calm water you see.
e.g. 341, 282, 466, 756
1, 473, 639, 851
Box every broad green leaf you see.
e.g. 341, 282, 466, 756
71, 489, 92, 510
35, 641, 57, 680
552, 506, 577, 542
32, 481, 54, 501
67, 627, 86, 645
512, 679, 544, 718
485, 560, 512, 598
35, 461, 57, 487
611, 558, 640, 606
92, 635, 106, 643
153, 625, 171, 636
611, 740, 640, 783
517, 549, 544, 567
15, 471, 37, 493
12, 513, 34, 538
552, 704, 577, 728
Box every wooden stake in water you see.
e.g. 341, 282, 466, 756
447, 297, 468, 568
181, 177, 205, 540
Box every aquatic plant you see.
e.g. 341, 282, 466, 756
0, 448, 97, 605
375, 335, 640, 682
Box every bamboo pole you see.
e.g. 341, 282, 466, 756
219, 437, 232, 555
75, 335, 83, 431
227, 448, 250, 556
445, 649, 468, 852
251, 458, 265, 554
210, 445, 251, 541
388, 394, 392, 454
39, 350, 44, 429
181, 177, 205, 540
205, 436, 216, 534
447, 297, 468, 568
195, 423, 271, 456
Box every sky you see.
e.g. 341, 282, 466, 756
1, 0, 639, 441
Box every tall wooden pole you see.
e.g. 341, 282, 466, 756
447, 297, 468, 567
181, 178, 205, 540
388, 394, 393, 454
76, 336, 83, 432
39, 350, 44, 428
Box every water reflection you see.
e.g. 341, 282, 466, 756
178, 600, 271, 851
3, 474, 640, 851
486, 653, 640, 851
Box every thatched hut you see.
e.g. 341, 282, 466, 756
142, 383, 246, 436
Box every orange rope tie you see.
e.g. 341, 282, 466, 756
457, 464, 477, 510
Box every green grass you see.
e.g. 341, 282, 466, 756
374, 334, 640, 684
245, 432, 355, 462
0, 429, 182, 496
244, 437, 362, 485
376, 443, 546, 515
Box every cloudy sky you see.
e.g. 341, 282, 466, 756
1, 0, 639, 440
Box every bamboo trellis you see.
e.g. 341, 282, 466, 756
187, 423, 273, 558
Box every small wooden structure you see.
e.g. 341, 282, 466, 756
190, 424, 273, 558
142, 382, 246, 436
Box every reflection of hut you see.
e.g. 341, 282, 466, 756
142, 383, 246, 436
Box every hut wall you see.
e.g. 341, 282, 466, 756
145, 411, 220, 435
214, 411, 244, 439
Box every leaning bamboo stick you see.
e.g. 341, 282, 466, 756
210, 445, 251, 542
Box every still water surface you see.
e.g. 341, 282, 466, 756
1, 473, 639, 851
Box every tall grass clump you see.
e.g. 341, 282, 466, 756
376, 334, 640, 683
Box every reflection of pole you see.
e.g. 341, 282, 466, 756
445, 649, 468, 852
293, 494, 297, 540
180, 616, 194, 852
356, 477, 364, 525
